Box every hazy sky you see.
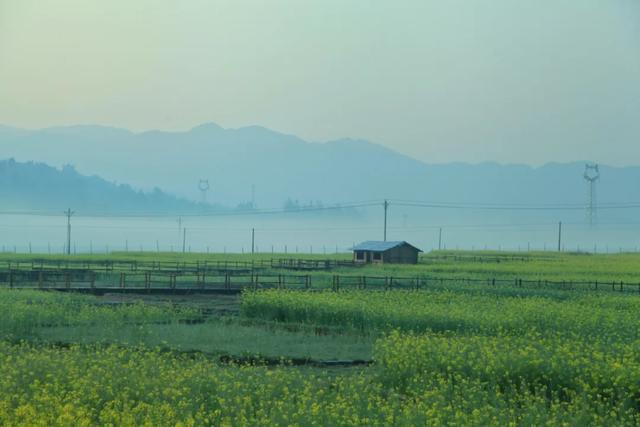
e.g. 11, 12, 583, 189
1, 0, 639, 165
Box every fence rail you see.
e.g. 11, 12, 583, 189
0, 258, 358, 274
423, 254, 557, 263
1, 269, 639, 295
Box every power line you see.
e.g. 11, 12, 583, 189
5, 197, 640, 218
392, 200, 640, 211
0, 200, 382, 218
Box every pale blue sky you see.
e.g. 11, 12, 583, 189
0, 0, 639, 165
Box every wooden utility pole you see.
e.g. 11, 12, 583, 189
64, 208, 74, 255
438, 228, 442, 250
383, 200, 389, 241
557, 221, 562, 252
182, 228, 187, 253
251, 228, 255, 255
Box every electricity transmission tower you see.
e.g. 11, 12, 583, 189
583, 163, 600, 227
198, 179, 210, 204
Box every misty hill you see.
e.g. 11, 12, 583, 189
0, 158, 202, 214
1, 123, 640, 212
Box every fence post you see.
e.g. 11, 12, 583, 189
120, 272, 126, 289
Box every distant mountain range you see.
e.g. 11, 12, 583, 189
1, 122, 639, 213
0, 158, 200, 214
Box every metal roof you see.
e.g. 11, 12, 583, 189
352, 241, 422, 252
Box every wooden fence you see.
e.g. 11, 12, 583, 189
0, 258, 358, 274
1, 269, 639, 295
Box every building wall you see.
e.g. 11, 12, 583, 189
382, 245, 419, 264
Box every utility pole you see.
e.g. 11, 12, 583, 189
64, 208, 74, 255
438, 228, 442, 251
383, 200, 389, 241
251, 228, 255, 255
557, 221, 562, 252
182, 227, 186, 253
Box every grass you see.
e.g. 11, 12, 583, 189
35, 320, 374, 361
241, 288, 640, 341
0, 289, 198, 339
1, 289, 372, 361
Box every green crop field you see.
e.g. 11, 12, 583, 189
2, 251, 640, 424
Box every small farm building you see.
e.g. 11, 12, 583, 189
352, 241, 422, 264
